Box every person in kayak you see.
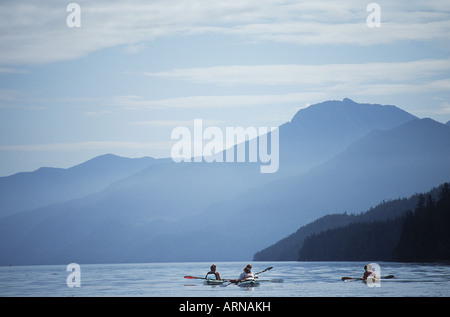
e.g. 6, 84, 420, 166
361, 265, 375, 281
238, 264, 257, 281
205, 264, 221, 280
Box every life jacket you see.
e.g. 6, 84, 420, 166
362, 270, 375, 281
206, 271, 220, 280
243, 272, 255, 280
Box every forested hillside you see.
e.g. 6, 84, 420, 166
393, 183, 450, 262
297, 183, 450, 262
254, 194, 420, 261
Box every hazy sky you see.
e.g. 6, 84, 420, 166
1, 0, 450, 176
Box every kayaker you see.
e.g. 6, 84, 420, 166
361, 265, 375, 281
205, 264, 221, 280
238, 264, 257, 281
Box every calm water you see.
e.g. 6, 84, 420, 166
0, 261, 449, 297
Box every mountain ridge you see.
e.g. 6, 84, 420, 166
186, 117, 450, 260
0, 154, 156, 218
277, 98, 417, 174
1, 99, 448, 265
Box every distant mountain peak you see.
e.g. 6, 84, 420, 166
71, 153, 154, 170
289, 98, 417, 130
446, 120, 450, 126
342, 97, 356, 104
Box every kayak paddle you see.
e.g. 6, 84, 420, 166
226, 278, 283, 286
184, 276, 207, 280
255, 266, 273, 275
229, 266, 275, 284
341, 277, 362, 281
258, 278, 284, 283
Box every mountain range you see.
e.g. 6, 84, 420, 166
0, 154, 157, 218
1, 98, 449, 265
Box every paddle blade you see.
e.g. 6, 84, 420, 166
184, 276, 202, 279
256, 266, 273, 275
382, 275, 395, 279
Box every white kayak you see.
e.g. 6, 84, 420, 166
237, 279, 260, 287
204, 279, 225, 286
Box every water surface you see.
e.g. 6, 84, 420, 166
1, 261, 449, 297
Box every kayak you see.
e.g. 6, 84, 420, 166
237, 279, 260, 287
364, 276, 380, 283
204, 279, 225, 286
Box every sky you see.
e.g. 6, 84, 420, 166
1, 0, 450, 176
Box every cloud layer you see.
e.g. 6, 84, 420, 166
1, 0, 449, 65
142, 59, 450, 86
110, 59, 450, 111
